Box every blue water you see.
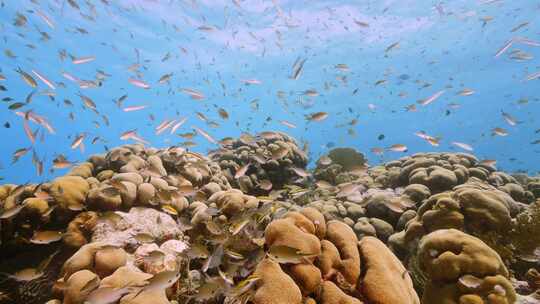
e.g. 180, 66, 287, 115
0, 0, 539, 184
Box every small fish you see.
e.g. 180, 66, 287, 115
385, 41, 400, 52
501, 110, 517, 126
303, 89, 319, 97
306, 112, 328, 121
218, 108, 229, 119
0, 203, 27, 219
30, 230, 63, 244
193, 126, 217, 144
12, 268, 44, 281
388, 144, 408, 152
371, 147, 384, 155
52, 155, 73, 169
318, 155, 332, 165
23, 120, 36, 144
144, 269, 182, 292
71, 134, 86, 149
258, 179, 273, 191
67, 0, 81, 10
12, 147, 30, 163
291, 167, 310, 177
128, 78, 150, 89
354, 19, 369, 27
170, 117, 187, 134
78, 93, 97, 111
290, 57, 306, 80
13, 12, 28, 27
8, 102, 25, 110
120, 129, 149, 144
241, 79, 262, 85
271, 147, 289, 160
36, 10, 55, 29
31, 70, 55, 89
122, 105, 147, 112
228, 274, 260, 297
279, 120, 296, 128
494, 39, 514, 58
72, 56, 95, 64
196, 112, 208, 122
133, 232, 154, 243
510, 22, 529, 32
480, 159, 497, 167
144, 250, 166, 263
15, 68, 37, 88
457, 88, 474, 96
451, 141, 474, 151
155, 119, 175, 135
419, 90, 445, 106
335, 64, 349, 72
181, 88, 205, 100
235, 163, 250, 179
458, 274, 484, 289
268, 245, 317, 264
492, 127, 508, 136
524, 71, 540, 82
229, 218, 250, 235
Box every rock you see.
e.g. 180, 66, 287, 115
91, 207, 181, 250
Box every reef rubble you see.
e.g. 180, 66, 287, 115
0, 131, 538, 304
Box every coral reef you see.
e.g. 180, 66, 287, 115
0, 134, 537, 304
209, 131, 308, 194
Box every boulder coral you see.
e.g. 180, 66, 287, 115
253, 207, 419, 304
209, 131, 308, 194
417, 229, 516, 304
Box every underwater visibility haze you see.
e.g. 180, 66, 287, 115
0, 0, 539, 183
1, 1, 540, 304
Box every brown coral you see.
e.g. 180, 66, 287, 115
417, 229, 516, 304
